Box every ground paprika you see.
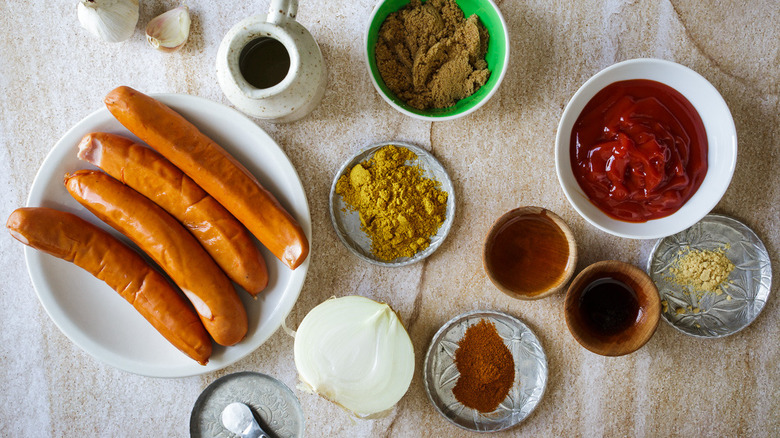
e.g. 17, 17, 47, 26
452, 319, 515, 413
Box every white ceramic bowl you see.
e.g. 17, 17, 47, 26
555, 58, 737, 239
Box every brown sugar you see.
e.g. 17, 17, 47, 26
375, 0, 490, 110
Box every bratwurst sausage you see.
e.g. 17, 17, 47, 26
65, 170, 248, 346
6, 207, 212, 365
104, 86, 309, 270
78, 132, 268, 295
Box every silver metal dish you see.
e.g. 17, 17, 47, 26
329, 141, 455, 267
647, 214, 772, 338
190, 372, 304, 438
423, 310, 548, 432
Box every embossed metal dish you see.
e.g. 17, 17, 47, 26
648, 214, 772, 338
329, 141, 455, 267
190, 372, 304, 438
423, 310, 548, 432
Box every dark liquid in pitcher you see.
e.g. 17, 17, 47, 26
239, 37, 290, 89
579, 277, 640, 336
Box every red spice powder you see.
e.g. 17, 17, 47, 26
452, 319, 515, 413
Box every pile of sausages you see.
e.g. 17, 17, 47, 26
6, 86, 309, 365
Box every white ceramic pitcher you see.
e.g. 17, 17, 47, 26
216, 0, 326, 123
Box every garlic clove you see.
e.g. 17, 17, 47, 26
78, 0, 139, 43
146, 6, 191, 53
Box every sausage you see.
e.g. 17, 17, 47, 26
64, 170, 248, 346
77, 132, 269, 296
6, 207, 212, 365
104, 86, 309, 270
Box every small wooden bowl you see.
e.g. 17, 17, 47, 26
483, 207, 578, 300
564, 260, 661, 356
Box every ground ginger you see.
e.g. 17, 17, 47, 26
670, 246, 735, 294
662, 245, 736, 317
335, 145, 448, 261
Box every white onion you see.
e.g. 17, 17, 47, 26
293, 296, 415, 417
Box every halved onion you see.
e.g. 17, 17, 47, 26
293, 296, 415, 417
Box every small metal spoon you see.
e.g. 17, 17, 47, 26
221, 402, 270, 438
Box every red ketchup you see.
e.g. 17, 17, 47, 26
570, 79, 708, 222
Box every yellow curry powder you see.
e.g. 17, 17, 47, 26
336, 145, 448, 261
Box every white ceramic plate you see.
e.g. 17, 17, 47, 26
555, 58, 737, 239
24, 94, 311, 378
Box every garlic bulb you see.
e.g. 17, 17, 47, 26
146, 6, 191, 52
293, 296, 415, 418
77, 0, 139, 43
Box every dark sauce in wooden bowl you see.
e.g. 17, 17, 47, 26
578, 277, 640, 336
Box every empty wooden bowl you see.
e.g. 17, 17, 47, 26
564, 260, 661, 356
483, 207, 578, 300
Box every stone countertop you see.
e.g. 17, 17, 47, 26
1, 1, 778, 436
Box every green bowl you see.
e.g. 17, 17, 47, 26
365, 0, 509, 120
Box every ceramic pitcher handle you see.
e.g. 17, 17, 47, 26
268, 0, 298, 24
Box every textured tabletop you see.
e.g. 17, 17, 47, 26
1, 1, 778, 436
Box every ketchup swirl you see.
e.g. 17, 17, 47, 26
570, 79, 708, 222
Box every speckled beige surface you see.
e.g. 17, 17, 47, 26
1, 1, 778, 437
